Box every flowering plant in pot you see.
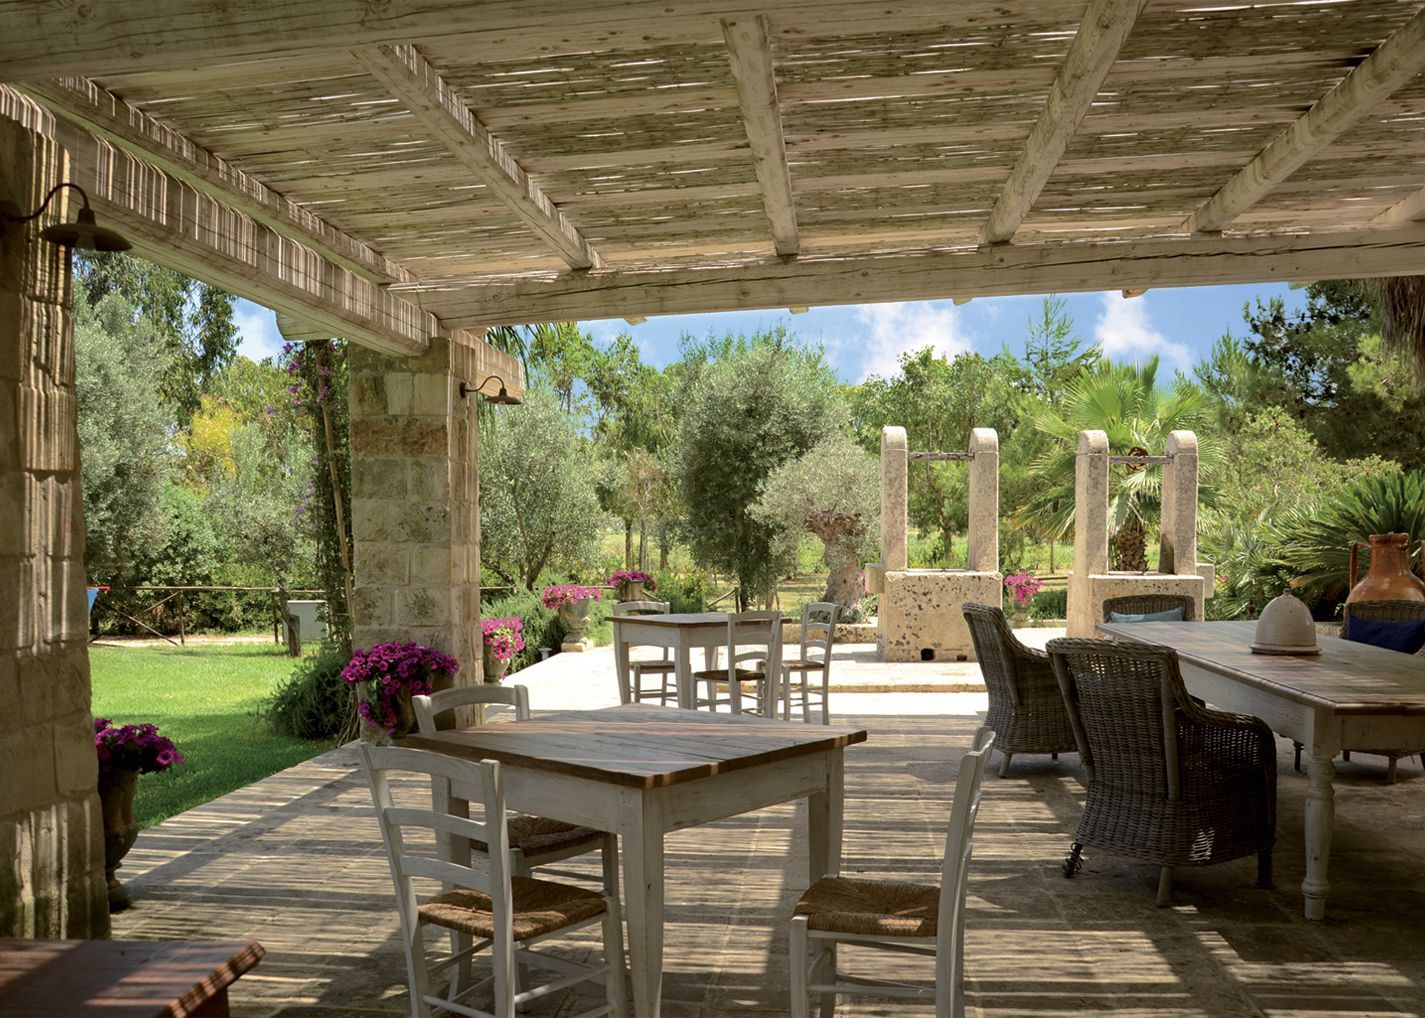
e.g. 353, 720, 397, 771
94, 719, 184, 911
341, 641, 460, 736
607, 569, 657, 602
481, 615, 525, 683
1004, 572, 1042, 628
541, 582, 602, 643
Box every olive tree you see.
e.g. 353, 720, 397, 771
752, 434, 880, 610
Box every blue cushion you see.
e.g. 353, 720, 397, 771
1346, 616, 1425, 654
1109, 607, 1185, 624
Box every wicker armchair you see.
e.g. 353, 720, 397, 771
1102, 594, 1196, 622
963, 603, 1076, 777
1046, 638, 1276, 907
1324, 599, 1425, 782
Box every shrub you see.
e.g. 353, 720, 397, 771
1030, 588, 1067, 620
661, 573, 708, 614
261, 642, 353, 740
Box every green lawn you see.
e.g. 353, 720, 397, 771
89, 642, 330, 828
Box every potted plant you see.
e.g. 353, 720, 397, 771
608, 569, 657, 603
542, 582, 602, 647
93, 718, 184, 911
341, 641, 460, 737
481, 615, 525, 683
1004, 572, 1042, 628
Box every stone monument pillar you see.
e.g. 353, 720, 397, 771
0, 116, 110, 937
1067, 430, 1110, 637
1159, 430, 1198, 575
966, 428, 999, 573
879, 426, 908, 572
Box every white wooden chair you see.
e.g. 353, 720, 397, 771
783, 602, 840, 724
358, 744, 627, 1018
788, 727, 995, 1018
612, 600, 676, 705
691, 610, 783, 715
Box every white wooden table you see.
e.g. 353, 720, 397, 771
405, 704, 866, 1017
1100, 620, 1425, 920
612, 611, 782, 713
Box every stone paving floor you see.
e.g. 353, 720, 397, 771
111, 648, 1425, 1017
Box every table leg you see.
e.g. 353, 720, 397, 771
614, 630, 633, 704
1303, 752, 1336, 921
807, 753, 845, 885
622, 795, 666, 1017
675, 640, 695, 710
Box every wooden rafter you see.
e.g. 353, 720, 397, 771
353, 44, 598, 270
16, 77, 413, 285
429, 224, 1425, 327
721, 15, 798, 257
0, 89, 432, 356
1185, 6, 1425, 234
1371, 186, 1425, 229
980, 0, 1148, 245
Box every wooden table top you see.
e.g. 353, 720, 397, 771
1099, 620, 1425, 715
403, 703, 868, 789
609, 612, 732, 629
0, 938, 264, 1017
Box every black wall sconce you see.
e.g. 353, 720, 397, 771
0, 183, 131, 252
458, 375, 522, 405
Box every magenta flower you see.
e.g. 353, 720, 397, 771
94, 719, 184, 776
342, 641, 460, 736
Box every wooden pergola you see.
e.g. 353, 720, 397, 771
4, 0, 1425, 355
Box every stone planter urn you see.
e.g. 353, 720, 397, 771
98, 767, 140, 912
1348, 533, 1425, 603
482, 647, 510, 684
559, 598, 595, 643
615, 581, 646, 604
1011, 606, 1030, 629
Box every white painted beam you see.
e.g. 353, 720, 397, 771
721, 15, 798, 257
17, 77, 413, 285
428, 224, 1425, 327
353, 44, 598, 270
980, 0, 1147, 245
1185, 6, 1425, 234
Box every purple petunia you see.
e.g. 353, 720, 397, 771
342, 641, 460, 736
94, 719, 184, 776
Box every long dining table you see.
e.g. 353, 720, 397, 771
1099, 619, 1425, 920
404, 703, 867, 1017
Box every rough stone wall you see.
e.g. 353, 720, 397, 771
879, 571, 1001, 662
0, 116, 109, 937
348, 336, 482, 696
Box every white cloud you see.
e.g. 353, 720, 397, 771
1091, 292, 1191, 368
854, 301, 974, 380
233, 300, 285, 362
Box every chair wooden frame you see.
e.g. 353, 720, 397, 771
611, 600, 676, 705
692, 610, 783, 715
358, 744, 626, 1018
783, 602, 839, 724
788, 727, 994, 1018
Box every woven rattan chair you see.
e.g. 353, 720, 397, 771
1047, 638, 1276, 907
613, 599, 676, 705
962, 603, 1076, 777
783, 601, 840, 724
692, 610, 783, 715
788, 727, 995, 1018
359, 745, 626, 1018
1101, 594, 1196, 622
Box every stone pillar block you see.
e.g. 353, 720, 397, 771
966, 428, 999, 573
880, 427, 908, 571
1159, 430, 1198, 576
1068, 430, 1110, 638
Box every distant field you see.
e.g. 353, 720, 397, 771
89, 642, 327, 828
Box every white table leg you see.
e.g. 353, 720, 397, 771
807, 753, 845, 885
614, 631, 633, 704
622, 794, 666, 1017
1303, 751, 1336, 920
675, 639, 695, 710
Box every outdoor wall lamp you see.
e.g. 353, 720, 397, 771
459, 375, 522, 405
0, 183, 132, 252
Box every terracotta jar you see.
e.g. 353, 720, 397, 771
1347, 533, 1425, 603
98, 767, 140, 912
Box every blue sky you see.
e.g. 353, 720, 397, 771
234, 281, 1306, 381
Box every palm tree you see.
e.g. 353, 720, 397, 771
1017, 358, 1215, 571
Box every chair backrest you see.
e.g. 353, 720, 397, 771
1342, 598, 1425, 637
936, 727, 995, 967
962, 602, 1027, 709
1102, 594, 1195, 623
725, 610, 782, 673
797, 602, 840, 665
1046, 638, 1188, 798
613, 600, 672, 617
358, 743, 514, 951
412, 683, 530, 735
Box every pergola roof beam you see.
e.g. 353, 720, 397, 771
16, 77, 413, 286
1184, 6, 1425, 234
721, 15, 798, 257
434, 224, 1425, 327
1371, 185, 1425, 229
353, 44, 598, 271
980, 0, 1148, 245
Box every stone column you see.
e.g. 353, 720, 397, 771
1068, 430, 1110, 636
966, 428, 999, 573
348, 334, 482, 718
880, 426, 908, 571
1158, 430, 1198, 576
0, 116, 109, 937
